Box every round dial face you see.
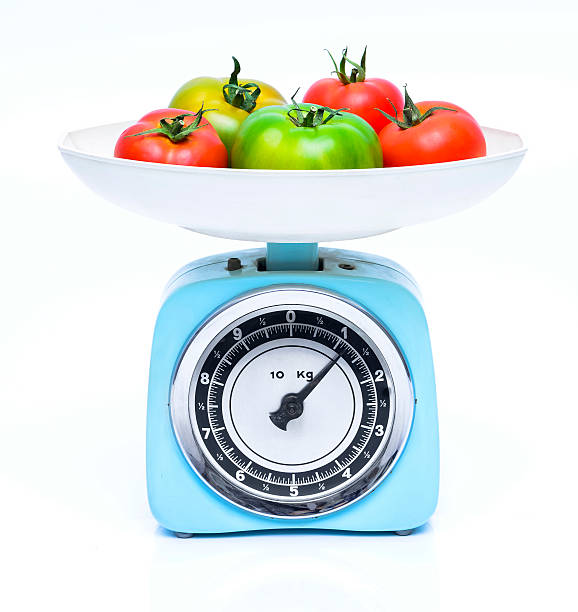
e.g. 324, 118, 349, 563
171, 287, 414, 518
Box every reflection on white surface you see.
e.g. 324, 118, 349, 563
150, 526, 439, 612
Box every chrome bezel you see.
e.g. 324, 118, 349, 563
170, 286, 414, 519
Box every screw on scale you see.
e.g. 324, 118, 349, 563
226, 257, 242, 272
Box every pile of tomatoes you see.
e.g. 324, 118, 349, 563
114, 49, 487, 170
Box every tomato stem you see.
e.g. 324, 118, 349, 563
326, 46, 367, 85
376, 85, 457, 130
286, 89, 348, 127
127, 105, 215, 143
222, 56, 261, 113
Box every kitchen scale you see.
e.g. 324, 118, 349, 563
60, 122, 525, 536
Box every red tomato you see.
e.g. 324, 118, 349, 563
377, 90, 486, 167
303, 47, 403, 134
114, 108, 228, 167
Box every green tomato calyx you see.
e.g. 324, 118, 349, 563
326, 46, 367, 85
287, 89, 348, 127
376, 85, 457, 130
222, 56, 261, 113
127, 105, 214, 143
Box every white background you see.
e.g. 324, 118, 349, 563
1, 0, 577, 610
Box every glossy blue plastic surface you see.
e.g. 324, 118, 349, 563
146, 247, 439, 534
266, 243, 319, 271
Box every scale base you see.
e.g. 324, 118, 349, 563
172, 529, 415, 538
147, 247, 439, 534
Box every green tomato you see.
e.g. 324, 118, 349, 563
231, 103, 383, 170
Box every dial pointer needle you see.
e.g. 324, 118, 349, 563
295, 351, 341, 402
269, 350, 342, 431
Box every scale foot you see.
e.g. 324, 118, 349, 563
174, 532, 195, 539
395, 529, 413, 536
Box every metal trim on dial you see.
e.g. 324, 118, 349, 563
170, 286, 414, 519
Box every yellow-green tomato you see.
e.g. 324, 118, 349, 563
170, 57, 286, 152
231, 103, 383, 170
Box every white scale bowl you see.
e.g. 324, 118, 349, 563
59, 121, 526, 242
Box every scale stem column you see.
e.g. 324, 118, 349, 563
265, 243, 319, 271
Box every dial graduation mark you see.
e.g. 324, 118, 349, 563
193, 307, 391, 502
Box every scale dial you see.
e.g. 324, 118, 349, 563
171, 287, 414, 518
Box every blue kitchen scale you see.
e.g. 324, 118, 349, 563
60, 121, 525, 536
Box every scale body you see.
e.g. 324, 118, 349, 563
147, 245, 438, 534
59, 120, 525, 536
